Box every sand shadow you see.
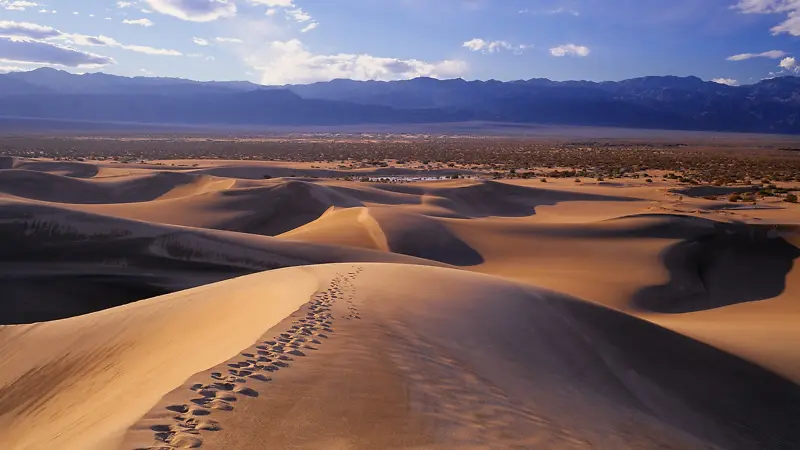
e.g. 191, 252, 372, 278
632, 224, 800, 313
549, 294, 800, 449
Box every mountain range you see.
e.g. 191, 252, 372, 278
2, 67, 800, 133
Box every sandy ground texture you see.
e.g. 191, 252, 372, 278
0, 157, 798, 449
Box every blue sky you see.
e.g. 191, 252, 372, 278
1, 0, 800, 86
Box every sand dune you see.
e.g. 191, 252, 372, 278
0, 169, 233, 204
1, 264, 796, 450
0, 156, 99, 178
0, 198, 442, 324
0, 158, 798, 449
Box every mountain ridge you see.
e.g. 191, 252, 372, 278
1, 68, 800, 134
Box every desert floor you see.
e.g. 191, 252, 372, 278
0, 155, 798, 449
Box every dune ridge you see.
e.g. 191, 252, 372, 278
0, 158, 798, 449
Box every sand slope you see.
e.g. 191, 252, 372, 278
0, 158, 798, 449
2, 264, 794, 450
0, 198, 443, 324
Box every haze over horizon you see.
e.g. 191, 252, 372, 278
2, 0, 800, 86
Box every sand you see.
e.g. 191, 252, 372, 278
0, 157, 798, 449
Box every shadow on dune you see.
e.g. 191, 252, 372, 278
369, 210, 484, 266
671, 185, 759, 199
0, 201, 445, 324
0, 170, 217, 204
548, 293, 800, 449
632, 223, 800, 313
0, 157, 99, 178
213, 180, 363, 235
1, 275, 172, 324
423, 180, 638, 218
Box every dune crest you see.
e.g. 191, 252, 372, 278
0, 156, 798, 449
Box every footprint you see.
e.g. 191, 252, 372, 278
196, 420, 222, 431
166, 404, 190, 413
153, 272, 363, 447
235, 386, 259, 397
168, 432, 203, 448
248, 374, 271, 382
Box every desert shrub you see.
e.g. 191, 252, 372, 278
540, 178, 547, 183
786, 193, 798, 203
646, 178, 653, 183
729, 193, 742, 202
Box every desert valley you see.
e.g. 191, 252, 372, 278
0, 133, 797, 449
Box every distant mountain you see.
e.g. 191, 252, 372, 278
0, 88, 465, 125
1, 68, 800, 133
3, 67, 260, 95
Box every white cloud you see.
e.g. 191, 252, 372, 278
733, 0, 799, 14
117, 1, 135, 7
727, 50, 787, 60
0, 20, 182, 58
193, 36, 209, 46
547, 7, 580, 16
0, 64, 26, 72
519, 7, 579, 16
462, 38, 531, 54
779, 56, 799, 71
66, 34, 182, 56
247, 0, 313, 29
712, 78, 738, 85
0, 20, 61, 39
248, 0, 294, 5
286, 7, 311, 22
122, 18, 154, 26
549, 44, 590, 57
144, 0, 236, 22
246, 39, 467, 85
215, 36, 243, 43
0, 37, 113, 67
771, 13, 800, 34
463, 38, 507, 52
2, 1, 38, 11
734, 0, 800, 35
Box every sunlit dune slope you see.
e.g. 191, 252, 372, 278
1, 158, 799, 450
2, 264, 792, 450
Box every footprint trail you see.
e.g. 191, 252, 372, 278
139, 267, 364, 449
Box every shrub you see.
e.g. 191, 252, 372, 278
646, 178, 653, 183
786, 193, 798, 203
263, 174, 272, 179
729, 193, 742, 203
540, 178, 547, 183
